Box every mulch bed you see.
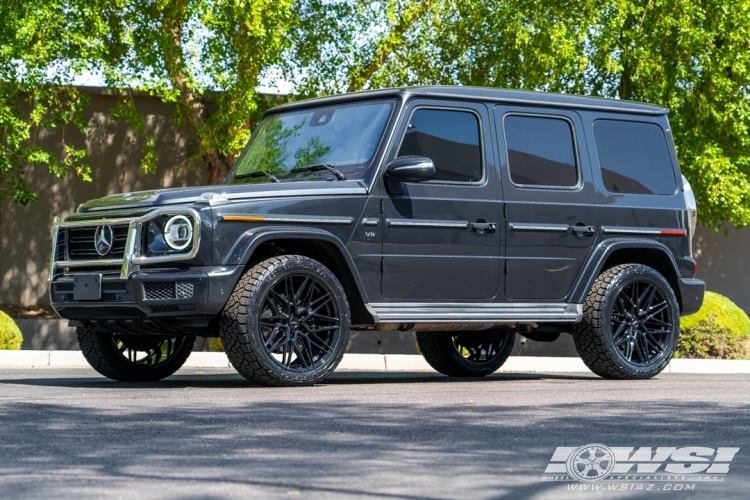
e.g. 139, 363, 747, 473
0, 304, 59, 319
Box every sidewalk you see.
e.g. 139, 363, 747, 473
0, 351, 749, 374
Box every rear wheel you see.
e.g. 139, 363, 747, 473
416, 330, 515, 377
572, 264, 680, 379
76, 328, 195, 381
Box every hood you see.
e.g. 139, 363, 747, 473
78, 181, 368, 212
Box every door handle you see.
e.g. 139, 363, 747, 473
471, 221, 497, 233
570, 224, 597, 236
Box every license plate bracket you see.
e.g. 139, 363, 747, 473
73, 274, 102, 301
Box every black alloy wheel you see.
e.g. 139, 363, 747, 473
416, 329, 516, 377
609, 280, 673, 366
220, 255, 350, 386
573, 264, 680, 379
77, 328, 195, 382
259, 273, 342, 372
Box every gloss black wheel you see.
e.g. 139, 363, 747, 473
220, 255, 350, 386
76, 328, 195, 381
416, 330, 515, 377
573, 264, 680, 379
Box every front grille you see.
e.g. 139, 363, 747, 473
66, 225, 129, 260
52, 281, 132, 303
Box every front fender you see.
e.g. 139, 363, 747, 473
222, 226, 369, 303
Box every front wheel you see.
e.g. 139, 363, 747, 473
76, 328, 195, 381
572, 264, 680, 379
219, 255, 351, 386
416, 330, 515, 377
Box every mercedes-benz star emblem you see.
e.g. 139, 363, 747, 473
94, 225, 115, 256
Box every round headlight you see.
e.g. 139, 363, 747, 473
163, 215, 193, 251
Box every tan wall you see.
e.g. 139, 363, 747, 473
693, 225, 750, 313
0, 90, 206, 306
1, 90, 747, 314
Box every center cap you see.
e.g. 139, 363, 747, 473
290, 319, 300, 329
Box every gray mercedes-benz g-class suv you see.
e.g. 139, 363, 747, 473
49, 86, 705, 386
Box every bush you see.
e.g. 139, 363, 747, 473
676, 291, 750, 359
0, 311, 23, 350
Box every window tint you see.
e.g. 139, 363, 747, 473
504, 115, 578, 187
594, 120, 676, 195
397, 109, 482, 182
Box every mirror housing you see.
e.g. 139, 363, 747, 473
384, 156, 435, 183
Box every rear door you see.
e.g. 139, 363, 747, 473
381, 100, 502, 300
494, 106, 599, 300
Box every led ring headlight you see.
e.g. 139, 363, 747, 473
163, 215, 193, 251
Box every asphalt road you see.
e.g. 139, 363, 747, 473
0, 367, 747, 500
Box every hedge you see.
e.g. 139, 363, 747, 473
0, 311, 23, 350
675, 291, 750, 359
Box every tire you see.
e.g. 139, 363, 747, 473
219, 255, 351, 386
76, 328, 195, 382
416, 330, 515, 377
572, 264, 680, 379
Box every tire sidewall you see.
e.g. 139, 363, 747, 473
599, 266, 680, 378
242, 257, 350, 384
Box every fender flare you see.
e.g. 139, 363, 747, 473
222, 226, 370, 303
570, 238, 682, 305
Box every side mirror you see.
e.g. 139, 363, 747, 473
384, 156, 435, 183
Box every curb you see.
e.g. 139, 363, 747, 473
0, 351, 749, 374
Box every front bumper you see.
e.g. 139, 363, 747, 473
678, 278, 705, 316
50, 266, 243, 334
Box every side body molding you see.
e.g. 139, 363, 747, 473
222, 226, 370, 303
570, 238, 682, 305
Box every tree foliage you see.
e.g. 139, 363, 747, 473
3, 0, 750, 230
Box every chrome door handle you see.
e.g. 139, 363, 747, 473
471, 221, 497, 233
570, 225, 597, 235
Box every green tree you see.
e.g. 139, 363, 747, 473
0, 0, 109, 204
291, 0, 750, 229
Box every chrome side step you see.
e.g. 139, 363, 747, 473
366, 302, 582, 324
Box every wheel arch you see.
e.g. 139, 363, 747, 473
571, 239, 683, 311
223, 227, 373, 323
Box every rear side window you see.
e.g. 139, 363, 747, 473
397, 108, 482, 182
594, 120, 677, 195
503, 115, 578, 187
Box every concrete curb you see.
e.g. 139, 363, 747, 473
0, 351, 749, 373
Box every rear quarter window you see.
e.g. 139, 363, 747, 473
593, 120, 677, 195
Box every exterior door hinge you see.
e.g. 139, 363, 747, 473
504, 259, 508, 274
381, 257, 384, 273
503, 203, 507, 219
380, 198, 384, 214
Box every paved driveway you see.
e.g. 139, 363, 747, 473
0, 368, 747, 499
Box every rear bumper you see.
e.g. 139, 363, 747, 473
678, 278, 705, 316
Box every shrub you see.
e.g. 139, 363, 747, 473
0, 311, 23, 350
675, 291, 750, 359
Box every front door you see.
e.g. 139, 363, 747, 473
381, 100, 502, 300
495, 106, 599, 300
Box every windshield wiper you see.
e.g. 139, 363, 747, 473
234, 170, 280, 183
290, 164, 347, 181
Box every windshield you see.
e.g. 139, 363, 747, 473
227, 100, 394, 184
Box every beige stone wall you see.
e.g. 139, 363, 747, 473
693, 225, 750, 313
0, 90, 206, 306
1, 89, 747, 315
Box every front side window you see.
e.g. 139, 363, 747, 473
228, 100, 393, 183
397, 108, 482, 182
504, 115, 578, 188
594, 120, 677, 195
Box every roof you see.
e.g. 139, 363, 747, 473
268, 86, 668, 116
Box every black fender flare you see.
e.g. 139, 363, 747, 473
222, 226, 370, 303
570, 238, 682, 305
